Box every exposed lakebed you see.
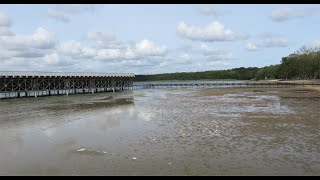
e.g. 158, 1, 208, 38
0, 87, 319, 175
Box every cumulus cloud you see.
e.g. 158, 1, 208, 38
44, 53, 60, 65
134, 39, 167, 56
0, 12, 13, 36
180, 53, 191, 61
0, 13, 169, 72
245, 35, 288, 51
245, 42, 260, 51
199, 43, 220, 55
95, 49, 122, 60
46, 4, 95, 23
0, 27, 56, 50
42, 53, 76, 67
0, 27, 13, 36
85, 31, 125, 49
176, 43, 234, 63
0, 12, 11, 27
0, 27, 57, 65
177, 21, 247, 42
197, 43, 234, 61
197, 5, 222, 16
58, 38, 167, 62
58, 41, 96, 59
271, 7, 318, 22
46, 10, 70, 23
86, 31, 116, 42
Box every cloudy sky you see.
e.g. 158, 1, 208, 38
0, 4, 319, 74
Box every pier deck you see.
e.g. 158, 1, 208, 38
0, 71, 135, 99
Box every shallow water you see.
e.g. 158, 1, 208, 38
0, 88, 319, 175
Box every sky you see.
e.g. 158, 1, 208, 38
0, 4, 320, 75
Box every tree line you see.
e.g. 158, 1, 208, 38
135, 46, 320, 81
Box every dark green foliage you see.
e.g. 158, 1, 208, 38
134, 67, 260, 81
276, 46, 320, 80
135, 46, 320, 81
255, 65, 280, 80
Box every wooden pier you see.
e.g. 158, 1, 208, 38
0, 71, 134, 99
134, 82, 320, 89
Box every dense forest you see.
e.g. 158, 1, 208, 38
135, 46, 320, 82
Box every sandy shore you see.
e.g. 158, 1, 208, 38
258, 79, 320, 94
303, 85, 320, 94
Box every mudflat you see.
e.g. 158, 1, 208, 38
0, 88, 319, 175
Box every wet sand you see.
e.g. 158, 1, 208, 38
0, 88, 319, 175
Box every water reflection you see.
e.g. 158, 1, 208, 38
0, 88, 319, 175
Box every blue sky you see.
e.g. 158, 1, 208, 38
0, 4, 319, 74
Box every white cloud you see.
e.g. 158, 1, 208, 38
0, 12, 11, 27
123, 48, 138, 60
199, 43, 220, 55
245, 42, 260, 51
246, 35, 288, 51
0, 26, 171, 73
58, 38, 167, 62
0, 27, 13, 36
58, 41, 96, 59
177, 21, 246, 41
197, 5, 222, 16
85, 31, 124, 49
135, 39, 167, 56
0, 27, 56, 50
44, 53, 60, 65
2, 58, 30, 67
46, 10, 70, 23
197, 43, 233, 61
180, 53, 191, 61
271, 7, 318, 22
0, 49, 43, 59
0, 27, 56, 64
41, 52, 76, 67
0, 49, 15, 58
96, 49, 122, 60
46, 4, 95, 23
86, 31, 116, 42
261, 37, 288, 47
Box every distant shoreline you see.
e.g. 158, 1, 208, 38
262, 79, 320, 94
134, 79, 320, 95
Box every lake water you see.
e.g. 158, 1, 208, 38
0, 85, 319, 175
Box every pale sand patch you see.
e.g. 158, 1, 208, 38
304, 85, 320, 94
